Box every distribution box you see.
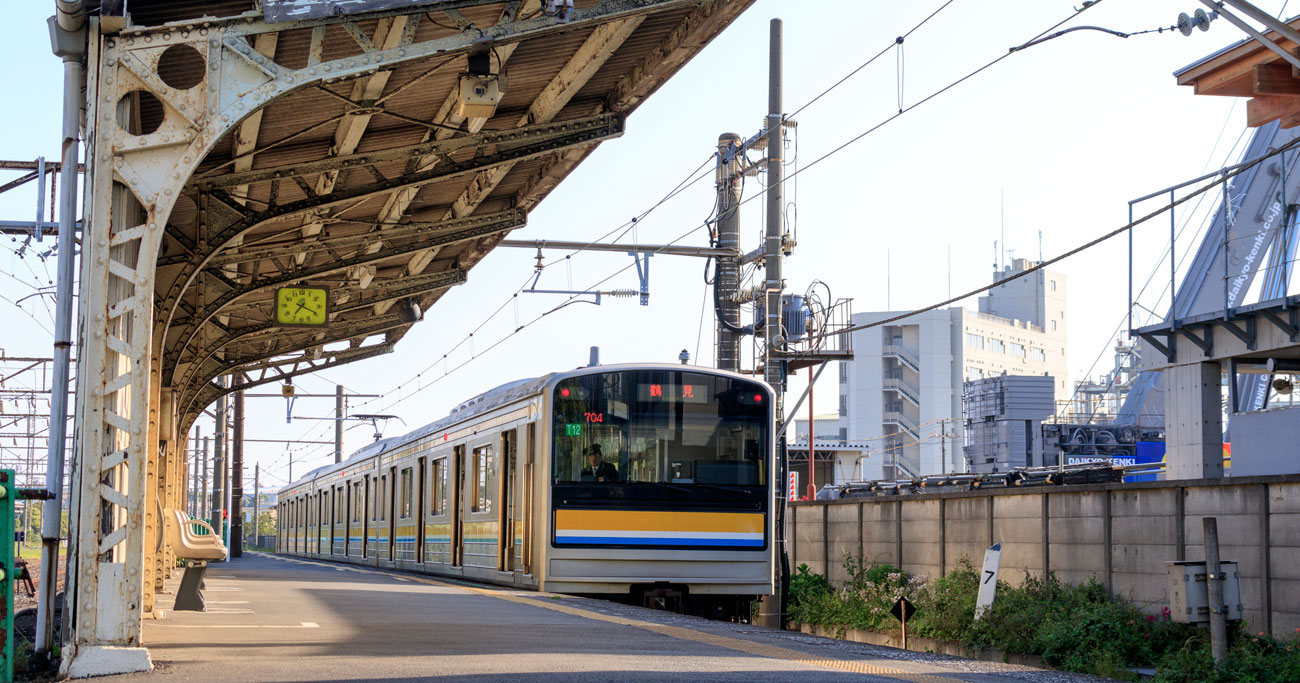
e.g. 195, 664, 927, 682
1166, 560, 1242, 623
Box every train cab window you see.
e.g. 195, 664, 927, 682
472, 446, 493, 513
552, 370, 769, 490
400, 468, 413, 519
431, 458, 447, 516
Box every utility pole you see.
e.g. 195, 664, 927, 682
807, 366, 816, 500
211, 377, 227, 539
765, 16, 788, 630
201, 436, 209, 520
191, 427, 201, 517
1204, 517, 1228, 662
764, 18, 786, 414
715, 133, 743, 372
940, 418, 946, 475
252, 464, 260, 550
335, 384, 345, 463
231, 377, 245, 557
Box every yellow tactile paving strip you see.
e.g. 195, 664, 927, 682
258, 554, 972, 682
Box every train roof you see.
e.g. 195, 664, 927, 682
278, 363, 770, 493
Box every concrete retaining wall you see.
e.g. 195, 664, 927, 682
788, 474, 1300, 638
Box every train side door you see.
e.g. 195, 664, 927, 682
451, 445, 465, 567
387, 466, 397, 561
362, 475, 371, 559
522, 423, 535, 576
417, 457, 427, 562
499, 429, 517, 573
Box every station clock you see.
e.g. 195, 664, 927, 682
275, 286, 330, 327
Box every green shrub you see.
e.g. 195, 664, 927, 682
1154, 626, 1300, 683
783, 556, 1242, 679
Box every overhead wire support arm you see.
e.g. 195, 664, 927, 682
498, 239, 735, 258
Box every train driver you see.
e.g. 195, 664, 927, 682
581, 444, 620, 483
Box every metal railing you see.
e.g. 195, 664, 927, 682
883, 411, 920, 439
882, 344, 920, 373
882, 376, 921, 406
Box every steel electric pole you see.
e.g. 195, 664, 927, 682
231, 378, 245, 557
715, 133, 743, 372
211, 377, 227, 538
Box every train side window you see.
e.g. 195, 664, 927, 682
352, 483, 362, 523
431, 458, 447, 516
379, 475, 387, 521
472, 446, 493, 513
400, 467, 413, 519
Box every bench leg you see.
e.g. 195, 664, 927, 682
173, 561, 208, 611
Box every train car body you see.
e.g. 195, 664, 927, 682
276, 363, 775, 619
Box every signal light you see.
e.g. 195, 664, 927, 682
560, 387, 570, 397
754, 394, 763, 403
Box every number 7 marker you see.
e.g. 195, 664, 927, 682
974, 542, 1002, 621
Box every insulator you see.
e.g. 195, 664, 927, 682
782, 118, 798, 129
602, 289, 639, 298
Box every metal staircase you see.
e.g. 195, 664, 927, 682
883, 375, 921, 407
883, 344, 921, 374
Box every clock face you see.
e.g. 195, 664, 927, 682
275, 287, 329, 327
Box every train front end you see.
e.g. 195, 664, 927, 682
543, 366, 775, 620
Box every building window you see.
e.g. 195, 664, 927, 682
838, 394, 847, 417
1008, 342, 1025, 358
988, 339, 1005, 353
1050, 320, 1057, 331
839, 362, 848, 383
1050, 280, 1057, 292
965, 366, 984, 381
1030, 347, 1046, 362
838, 427, 848, 441
965, 333, 985, 350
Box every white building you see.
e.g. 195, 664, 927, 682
838, 258, 1069, 476
792, 413, 842, 442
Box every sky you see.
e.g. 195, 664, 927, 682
0, 0, 1287, 494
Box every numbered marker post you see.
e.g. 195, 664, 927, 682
974, 542, 1002, 621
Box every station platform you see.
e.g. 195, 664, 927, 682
91, 553, 1090, 682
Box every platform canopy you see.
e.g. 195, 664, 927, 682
61, 0, 756, 671
1175, 13, 1300, 127
106, 0, 755, 433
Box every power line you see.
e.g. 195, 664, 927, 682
816, 134, 1300, 341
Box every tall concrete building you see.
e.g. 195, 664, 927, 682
838, 259, 1069, 476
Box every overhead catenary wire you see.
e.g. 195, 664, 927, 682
812, 134, 1300, 343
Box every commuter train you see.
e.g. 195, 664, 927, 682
276, 363, 776, 620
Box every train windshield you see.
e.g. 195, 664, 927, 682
552, 369, 769, 487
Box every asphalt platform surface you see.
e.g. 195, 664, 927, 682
91, 553, 1111, 682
